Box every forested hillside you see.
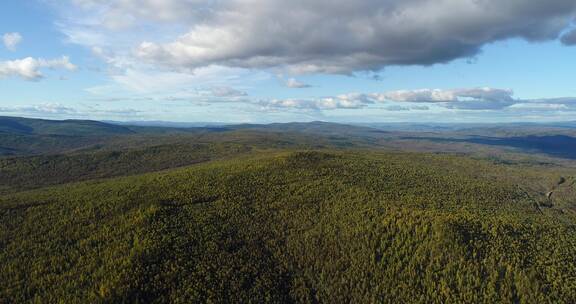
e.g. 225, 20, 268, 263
1, 150, 575, 303
0, 116, 135, 136
0, 143, 251, 193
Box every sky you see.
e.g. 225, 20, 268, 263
1, 0, 576, 124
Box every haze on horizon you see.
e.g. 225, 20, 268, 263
1, 0, 576, 123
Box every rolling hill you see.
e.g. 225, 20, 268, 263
0, 116, 135, 136
3, 116, 576, 164
1, 149, 576, 303
1, 116, 576, 303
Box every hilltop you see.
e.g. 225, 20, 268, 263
1, 150, 575, 303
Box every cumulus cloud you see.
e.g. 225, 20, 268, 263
124, 0, 576, 74
0, 56, 77, 81
2, 32, 22, 51
285, 78, 312, 89
386, 105, 430, 111
261, 93, 373, 110
373, 88, 576, 111
374, 87, 517, 110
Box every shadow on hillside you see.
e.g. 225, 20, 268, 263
403, 135, 576, 159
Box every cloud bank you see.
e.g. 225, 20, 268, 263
263, 93, 374, 110
258, 88, 574, 112
113, 0, 576, 74
45, 0, 576, 122
372, 88, 514, 103
0, 103, 77, 115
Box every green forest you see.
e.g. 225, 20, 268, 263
1, 118, 576, 303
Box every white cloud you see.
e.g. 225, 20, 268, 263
443, 100, 516, 110
262, 93, 373, 110
386, 105, 430, 112
260, 87, 522, 111
285, 78, 312, 89
0, 56, 77, 81
210, 86, 247, 97
372, 88, 514, 103
373, 88, 516, 110
2, 32, 22, 51
0, 102, 147, 119
508, 98, 576, 112
52, 3, 272, 95
0, 103, 77, 115
509, 103, 570, 111
372, 88, 576, 111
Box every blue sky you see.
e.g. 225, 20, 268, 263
1, 0, 576, 123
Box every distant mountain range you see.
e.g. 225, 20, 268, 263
360, 121, 576, 131
5, 115, 574, 135
2, 116, 576, 162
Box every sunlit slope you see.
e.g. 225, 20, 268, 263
1, 151, 575, 303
